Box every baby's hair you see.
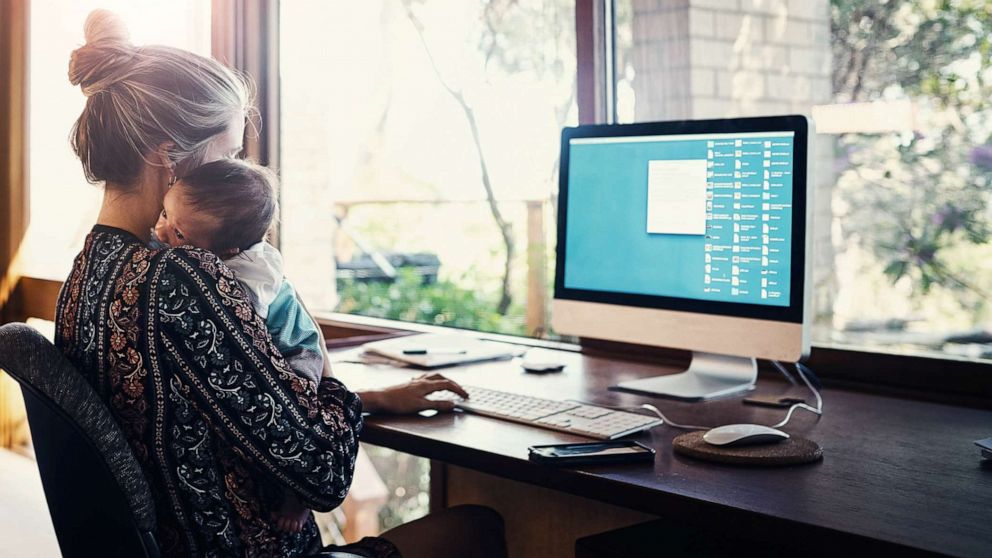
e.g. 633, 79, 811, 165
177, 159, 278, 254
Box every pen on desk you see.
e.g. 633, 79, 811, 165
402, 348, 469, 355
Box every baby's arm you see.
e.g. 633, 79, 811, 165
266, 280, 327, 388
225, 242, 331, 386
294, 291, 335, 379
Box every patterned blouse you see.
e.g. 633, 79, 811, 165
55, 226, 399, 558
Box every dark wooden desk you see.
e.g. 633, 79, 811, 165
331, 345, 992, 558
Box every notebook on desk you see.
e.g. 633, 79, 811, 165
362, 333, 518, 368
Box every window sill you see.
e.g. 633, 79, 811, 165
313, 311, 583, 352
6, 280, 988, 409
1, 275, 62, 323
315, 312, 992, 409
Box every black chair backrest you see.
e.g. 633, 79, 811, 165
0, 323, 159, 558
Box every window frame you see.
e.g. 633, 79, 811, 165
310, 0, 992, 407
212, 0, 281, 245
573, 0, 992, 406
3, 0, 989, 407
1, 0, 30, 325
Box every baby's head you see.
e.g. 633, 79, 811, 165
155, 159, 278, 258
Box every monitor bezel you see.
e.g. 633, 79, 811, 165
554, 115, 809, 324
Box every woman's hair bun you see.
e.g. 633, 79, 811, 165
68, 9, 135, 97
83, 9, 131, 44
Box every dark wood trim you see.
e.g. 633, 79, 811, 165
3, 277, 61, 324
428, 460, 447, 514
807, 345, 992, 409
316, 313, 407, 339
0, 0, 30, 325
211, 0, 281, 247
583, 336, 992, 409
575, 0, 611, 124
575, 0, 596, 125
323, 332, 412, 350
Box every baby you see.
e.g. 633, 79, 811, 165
153, 158, 322, 533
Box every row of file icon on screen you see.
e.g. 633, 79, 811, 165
707, 159, 774, 168
707, 200, 778, 213
706, 139, 773, 148
704, 191, 774, 201
706, 169, 775, 179
703, 249, 771, 263
703, 235, 771, 252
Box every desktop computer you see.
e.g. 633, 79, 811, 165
552, 115, 813, 400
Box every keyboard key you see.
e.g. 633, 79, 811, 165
433, 386, 662, 439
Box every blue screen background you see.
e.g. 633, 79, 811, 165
563, 133, 794, 307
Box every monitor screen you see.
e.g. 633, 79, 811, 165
556, 117, 808, 323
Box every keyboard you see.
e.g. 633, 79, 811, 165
428, 385, 662, 439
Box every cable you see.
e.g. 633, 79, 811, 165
797, 361, 822, 389
771, 359, 798, 385
637, 403, 712, 430
768, 361, 822, 429
571, 360, 824, 432
564, 398, 713, 430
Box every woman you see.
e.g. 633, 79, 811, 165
55, 10, 505, 558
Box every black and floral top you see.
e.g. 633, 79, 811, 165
55, 225, 397, 558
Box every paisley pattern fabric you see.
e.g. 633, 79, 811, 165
56, 226, 396, 558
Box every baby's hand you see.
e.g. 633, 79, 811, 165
274, 495, 312, 534
152, 212, 173, 248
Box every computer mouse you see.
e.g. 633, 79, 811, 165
702, 424, 789, 447
521, 361, 565, 373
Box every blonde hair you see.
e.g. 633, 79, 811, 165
68, 9, 255, 187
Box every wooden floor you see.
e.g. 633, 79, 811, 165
0, 448, 60, 557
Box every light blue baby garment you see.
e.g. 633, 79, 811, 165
224, 242, 324, 386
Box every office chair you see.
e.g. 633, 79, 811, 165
0, 323, 363, 558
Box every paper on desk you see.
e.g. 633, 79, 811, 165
362, 333, 516, 369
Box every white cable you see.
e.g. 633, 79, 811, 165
572, 361, 824, 431
565, 399, 712, 430
771, 359, 799, 385
769, 362, 822, 428
637, 403, 712, 431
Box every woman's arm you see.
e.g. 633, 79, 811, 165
152, 249, 361, 512
358, 372, 469, 414
290, 285, 470, 411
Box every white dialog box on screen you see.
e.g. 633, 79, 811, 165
646, 159, 707, 235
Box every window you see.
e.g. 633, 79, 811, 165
24, 0, 211, 279
614, 0, 992, 362
279, 0, 576, 534
280, 0, 577, 338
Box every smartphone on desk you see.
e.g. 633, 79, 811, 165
528, 440, 655, 466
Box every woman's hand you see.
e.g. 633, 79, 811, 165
358, 373, 469, 414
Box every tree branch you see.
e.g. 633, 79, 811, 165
404, 2, 516, 314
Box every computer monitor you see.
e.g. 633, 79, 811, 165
552, 115, 813, 400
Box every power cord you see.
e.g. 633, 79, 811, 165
571, 361, 823, 431
766, 361, 822, 429
771, 359, 798, 385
